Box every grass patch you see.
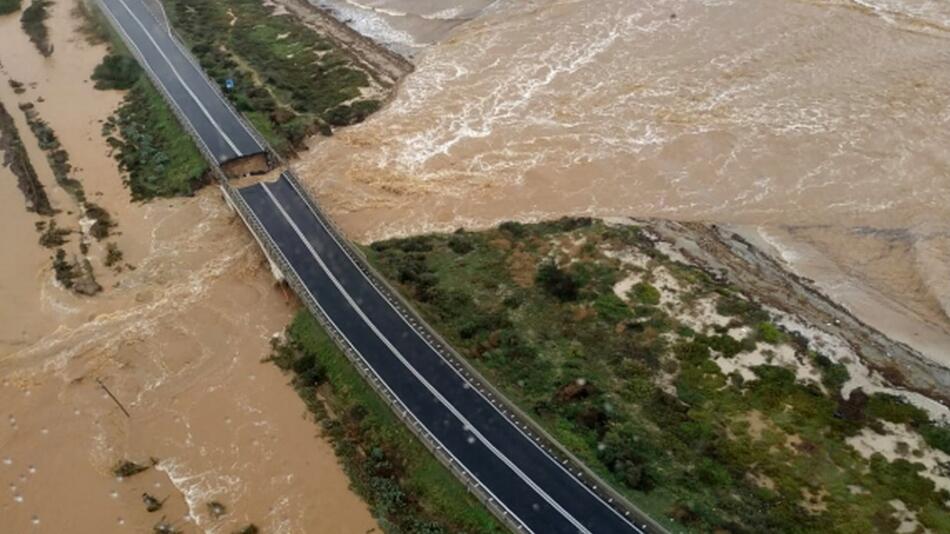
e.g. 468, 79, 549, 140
364, 219, 950, 533
269, 312, 504, 533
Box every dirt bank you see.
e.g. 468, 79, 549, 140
643, 219, 950, 403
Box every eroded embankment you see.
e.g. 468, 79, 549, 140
657, 220, 950, 401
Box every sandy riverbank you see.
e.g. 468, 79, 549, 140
0, 2, 376, 532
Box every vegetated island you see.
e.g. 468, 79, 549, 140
272, 218, 950, 533
21, 0, 54, 56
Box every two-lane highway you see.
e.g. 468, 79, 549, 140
98, 0, 653, 531
239, 174, 644, 533
98, 0, 265, 164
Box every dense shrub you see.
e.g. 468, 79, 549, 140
631, 282, 660, 305
91, 53, 141, 90
0, 0, 21, 15
536, 260, 579, 301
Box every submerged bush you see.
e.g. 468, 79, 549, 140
21, 0, 53, 56
0, 0, 22, 15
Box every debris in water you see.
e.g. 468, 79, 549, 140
233, 525, 259, 534
152, 517, 181, 534
207, 500, 227, 519
112, 460, 149, 478
142, 492, 165, 512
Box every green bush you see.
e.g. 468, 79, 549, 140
91, 53, 141, 90
756, 322, 784, 344
594, 293, 632, 324
447, 234, 474, 255
536, 260, 579, 301
631, 282, 660, 305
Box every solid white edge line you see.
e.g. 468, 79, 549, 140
282, 175, 645, 532
112, 0, 242, 157
258, 182, 592, 534
96, 0, 219, 165
237, 185, 534, 534
158, 5, 267, 152
136, 0, 264, 152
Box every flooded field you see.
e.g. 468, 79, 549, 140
296, 0, 950, 364
0, 2, 376, 532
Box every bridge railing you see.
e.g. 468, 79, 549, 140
282, 171, 664, 533
220, 182, 529, 533
93, 0, 227, 173
96, 0, 663, 529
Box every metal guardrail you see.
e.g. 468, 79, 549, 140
92, 0, 226, 176
220, 183, 528, 533
281, 172, 666, 534
96, 0, 666, 530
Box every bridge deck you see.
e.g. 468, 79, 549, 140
99, 0, 266, 165
238, 174, 643, 534
98, 0, 652, 530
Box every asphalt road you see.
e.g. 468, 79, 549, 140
240, 175, 644, 534
98, 0, 265, 164
99, 0, 648, 531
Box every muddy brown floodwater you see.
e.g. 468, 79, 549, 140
296, 0, 950, 366
0, 2, 376, 532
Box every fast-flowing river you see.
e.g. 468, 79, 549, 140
300, 0, 950, 364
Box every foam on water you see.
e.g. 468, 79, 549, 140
297, 0, 950, 361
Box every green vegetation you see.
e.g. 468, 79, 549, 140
21, 0, 52, 56
91, 53, 141, 90
100, 77, 210, 199
20, 102, 119, 241
364, 219, 950, 533
0, 102, 53, 215
38, 219, 70, 247
269, 312, 504, 534
104, 242, 123, 268
51, 248, 77, 288
0, 0, 22, 15
76, 2, 209, 200
164, 0, 380, 155
20, 102, 86, 203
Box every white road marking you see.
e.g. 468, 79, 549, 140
234, 187, 533, 533
282, 176, 645, 532
111, 0, 242, 157
259, 182, 593, 534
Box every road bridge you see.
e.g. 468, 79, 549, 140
96, 0, 659, 531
